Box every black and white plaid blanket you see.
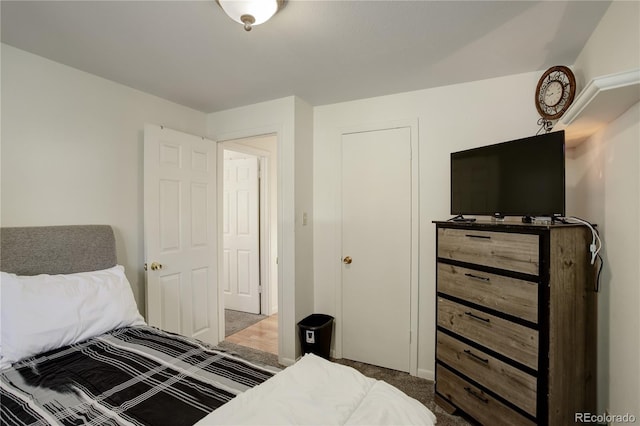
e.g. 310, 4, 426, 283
0, 326, 279, 426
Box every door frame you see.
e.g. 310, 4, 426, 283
216, 134, 280, 352
334, 119, 420, 376
220, 141, 274, 317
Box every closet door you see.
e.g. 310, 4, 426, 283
341, 127, 412, 372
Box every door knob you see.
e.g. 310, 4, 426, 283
343, 256, 352, 265
150, 262, 163, 271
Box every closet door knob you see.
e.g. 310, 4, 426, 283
343, 256, 353, 265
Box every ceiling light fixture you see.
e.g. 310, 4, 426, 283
216, 0, 286, 32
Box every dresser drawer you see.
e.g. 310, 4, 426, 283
438, 263, 538, 323
438, 297, 538, 370
437, 331, 537, 416
436, 364, 535, 426
438, 228, 539, 275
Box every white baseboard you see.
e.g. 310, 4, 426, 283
417, 368, 435, 381
278, 356, 296, 367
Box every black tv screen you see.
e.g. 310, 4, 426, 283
451, 131, 565, 217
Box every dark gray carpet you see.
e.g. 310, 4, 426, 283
217, 341, 471, 425
225, 309, 266, 337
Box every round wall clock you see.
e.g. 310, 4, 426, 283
535, 65, 577, 120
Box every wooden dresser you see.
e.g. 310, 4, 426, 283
434, 221, 597, 425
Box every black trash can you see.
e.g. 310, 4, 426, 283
297, 314, 334, 359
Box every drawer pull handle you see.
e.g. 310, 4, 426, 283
464, 311, 491, 323
464, 349, 489, 365
464, 273, 490, 282
465, 234, 491, 239
464, 387, 489, 404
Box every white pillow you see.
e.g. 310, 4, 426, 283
0, 265, 145, 369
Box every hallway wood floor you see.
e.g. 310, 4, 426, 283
225, 314, 278, 355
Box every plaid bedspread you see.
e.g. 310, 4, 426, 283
0, 326, 278, 426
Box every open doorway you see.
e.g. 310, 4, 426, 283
219, 135, 278, 355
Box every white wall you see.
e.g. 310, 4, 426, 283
313, 71, 543, 378
568, 1, 640, 419
570, 2, 639, 88
206, 96, 314, 365
0, 44, 207, 315
293, 97, 315, 341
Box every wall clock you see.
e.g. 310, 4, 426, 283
535, 65, 577, 121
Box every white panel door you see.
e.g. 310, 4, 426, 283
341, 127, 412, 372
144, 124, 218, 344
223, 155, 260, 314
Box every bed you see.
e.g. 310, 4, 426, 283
0, 225, 437, 425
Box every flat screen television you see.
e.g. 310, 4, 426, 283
450, 130, 565, 218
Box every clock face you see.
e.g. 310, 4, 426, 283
543, 80, 564, 107
535, 66, 576, 120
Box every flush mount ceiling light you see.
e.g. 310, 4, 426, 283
217, 0, 286, 31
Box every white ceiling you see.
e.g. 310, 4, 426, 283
1, 1, 611, 113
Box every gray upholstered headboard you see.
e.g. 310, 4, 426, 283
0, 225, 117, 275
